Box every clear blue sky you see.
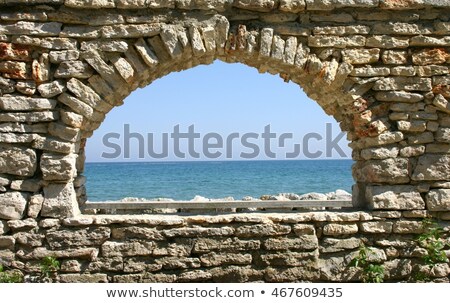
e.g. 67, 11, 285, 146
86, 60, 351, 162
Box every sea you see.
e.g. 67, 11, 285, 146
84, 159, 354, 202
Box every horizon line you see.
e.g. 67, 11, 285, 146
86, 158, 353, 164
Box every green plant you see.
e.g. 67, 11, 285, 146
0, 265, 23, 283
349, 245, 385, 283
417, 219, 449, 266
40, 257, 60, 279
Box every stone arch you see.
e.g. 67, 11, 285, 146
1, 1, 450, 284
0, 1, 449, 220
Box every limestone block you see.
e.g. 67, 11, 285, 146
323, 223, 358, 235
37, 80, 66, 98
412, 155, 450, 181
41, 183, 80, 218
0, 96, 56, 111
373, 77, 432, 91
366, 185, 425, 209
0, 145, 37, 176
360, 221, 393, 233
27, 194, 44, 218
426, 189, 450, 210
46, 227, 111, 249
49, 50, 80, 63
54, 61, 93, 79
0, 191, 28, 220
375, 91, 424, 102
354, 158, 410, 184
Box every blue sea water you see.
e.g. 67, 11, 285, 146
84, 160, 354, 201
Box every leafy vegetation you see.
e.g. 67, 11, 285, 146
349, 244, 385, 283
40, 257, 60, 279
0, 264, 23, 283
417, 219, 449, 266
414, 219, 450, 281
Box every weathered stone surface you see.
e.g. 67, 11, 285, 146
37, 80, 66, 98
46, 227, 110, 249
263, 236, 318, 250
49, 50, 80, 63
0, 145, 37, 177
426, 189, 450, 211
393, 220, 424, 234
102, 241, 155, 257
342, 48, 380, 64
412, 48, 449, 65
0, 191, 28, 220
41, 183, 80, 218
0, 111, 58, 123
375, 91, 424, 102
382, 50, 408, 64
235, 224, 291, 237
433, 94, 450, 114
59, 273, 108, 283
200, 252, 252, 267
54, 61, 93, 79
360, 221, 393, 233
163, 226, 234, 237
0, 96, 56, 111
48, 122, 80, 142
354, 158, 410, 184
193, 238, 260, 253
10, 179, 40, 192
320, 237, 362, 253
360, 147, 399, 160
373, 77, 432, 91
412, 155, 450, 181
111, 226, 164, 240
366, 35, 409, 48
323, 223, 358, 235
366, 185, 425, 210
306, 0, 378, 10
308, 35, 365, 48
27, 194, 44, 218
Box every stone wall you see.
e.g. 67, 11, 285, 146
0, 0, 450, 282
0, 212, 449, 282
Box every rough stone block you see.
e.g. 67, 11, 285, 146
0, 96, 56, 111
323, 223, 358, 236
373, 77, 432, 91
354, 158, 410, 184
235, 224, 291, 237
46, 227, 111, 249
366, 185, 425, 210
200, 252, 252, 267
40, 153, 77, 181
426, 189, 450, 210
0, 191, 28, 220
412, 155, 450, 181
41, 183, 80, 218
0, 145, 37, 177
360, 221, 393, 233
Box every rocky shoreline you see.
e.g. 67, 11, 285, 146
91, 190, 352, 214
